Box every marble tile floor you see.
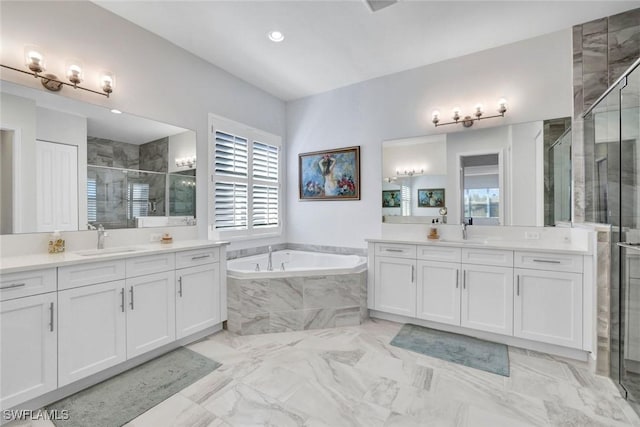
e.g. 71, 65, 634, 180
8, 319, 640, 427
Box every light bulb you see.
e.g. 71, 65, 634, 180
498, 98, 508, 114
268, 30, 285, 42
431, 110, 440, 125
474, 103, 483, 118
66, 62, 83, 85
452, 107, 461, 121
24, 46, 45, 73
101, 72, 115, 95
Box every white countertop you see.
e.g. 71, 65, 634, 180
0, 240, 229, 274
366, 238, 591, 255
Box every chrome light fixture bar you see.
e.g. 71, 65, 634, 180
432, 99, 507, 128
0, 46, 115, 97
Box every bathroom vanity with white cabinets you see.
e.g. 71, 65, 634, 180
0, 240, 227, 412
367, 236, 594, 359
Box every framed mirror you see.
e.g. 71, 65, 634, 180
0, 80, 197, 234
381, 117, 571, 226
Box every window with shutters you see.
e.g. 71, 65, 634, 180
210, 115, 282, 239
87, 179, 97, 222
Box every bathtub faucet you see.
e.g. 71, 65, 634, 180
267, 246, 273, 271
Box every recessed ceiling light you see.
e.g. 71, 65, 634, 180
268, 30, 284, 43
110, 109, 122, 114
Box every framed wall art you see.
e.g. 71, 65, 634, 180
299, 146, 360, 201
418, 188, 445, 207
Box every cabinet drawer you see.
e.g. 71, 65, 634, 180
0, 268, 56, 301
417, 245, 461, 263
176, 247, 219, 269
515, 251, 583, 273
126, 253, 176, 278
462, 248, 513, 267
375, 243, 416, 259
58, 260, 126, 290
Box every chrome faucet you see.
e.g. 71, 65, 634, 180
461, 223, 468, 240
97, 224, 108, 249
267, 245, 273, 271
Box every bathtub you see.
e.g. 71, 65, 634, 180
227, 250, 367, 279
227, 250, 368, 335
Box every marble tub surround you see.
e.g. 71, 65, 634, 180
378, 223, 594, 254
227, 270, 367, 335
18, 319, 637, 427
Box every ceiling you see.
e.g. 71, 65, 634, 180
94, 1, 638, 101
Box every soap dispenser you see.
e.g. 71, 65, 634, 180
428, 219, 439, 240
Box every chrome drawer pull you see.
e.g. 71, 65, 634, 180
0, 282, 26, 290
120, 288, 125, 312
49, 302, 54, 332
191, 254, 211, 260
385, 248, 404, 253
129, 287, 134, 310
517, 275, 520, 296
411, 265, 415, 283
178, 277, 183, 297
532, 259, 562, 264
456, 270, 459, 288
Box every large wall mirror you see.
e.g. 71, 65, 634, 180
0, 80, 197, 234
382, 117, 571, 226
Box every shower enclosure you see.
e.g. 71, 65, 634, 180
584, 57, 640, 410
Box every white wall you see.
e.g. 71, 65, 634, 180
0, 0, 286, 251
511, 120, 544, 226
286, 29, 572, 248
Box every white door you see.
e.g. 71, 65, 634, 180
0, 293, 57, 410
514, 269, 583, 349
416, 260, 461, 326
374, 256, 416, 317
176, 263, 220, 339
126, 271, 176, 358
58, 280, 127, 386
461, 265, 513, 335
36, 140, 78, 232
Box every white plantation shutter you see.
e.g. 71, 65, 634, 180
252, 141, 278, 181
128, 183, 149, 219
214, 182, 248, 229
252, 185, 278, 227
215, 131, 248, 177
87, 179, 97, 222
211, 116, 281, 236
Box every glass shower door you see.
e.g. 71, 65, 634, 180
620, 62, 640, 405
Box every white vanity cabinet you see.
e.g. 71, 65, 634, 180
369, 239, 590, 355
58, 280, 127, 386
513, 251, 584, 349
0, 292, 57, 410
126, 271, 176, 358
461, 248, 514, 336
176, 263, 220, 339
416, 246, 461, 326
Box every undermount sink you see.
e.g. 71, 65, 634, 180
75, 247, 141, 256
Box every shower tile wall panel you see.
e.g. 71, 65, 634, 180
139, 138, 168, 173
573, 7, 640, 223
543, 118, 572, 226
227, 271, 367, 335
87, 137, 140, 169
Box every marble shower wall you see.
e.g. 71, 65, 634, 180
140, 137, 169, 173
573, 8, 640, 222
543, 117, 572, 226
87, 137, 140, 169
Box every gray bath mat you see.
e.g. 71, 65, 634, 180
48, 347, 221, 427
390, 324, 510, 376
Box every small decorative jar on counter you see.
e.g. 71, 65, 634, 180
48, 230, 65, 254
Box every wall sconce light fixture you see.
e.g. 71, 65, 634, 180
396, 168, 424, 177
0, 46, 115, 97
432, 98, 507, 128
175, 156, 197, 168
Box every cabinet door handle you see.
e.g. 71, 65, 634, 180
517, 275, 520, 296
120, 288, 125, 312
456, 270, 459, 288
49, 302, 54, 332
463, 270, 466, 290
0, 282, 26, 290
533, 259, 561, 264
191, 254, 211, 260
129, 286, 134, 310
178, 277, 183, 297
411, 265, 415, 283
385, 248, 404, 253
